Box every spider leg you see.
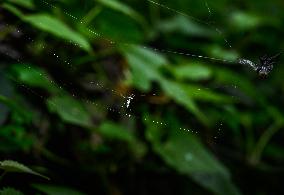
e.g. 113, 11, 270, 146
270, 52, 282, 61
260, 54, 268, 59
238, 58, 258, 71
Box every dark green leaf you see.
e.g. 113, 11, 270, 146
146, 123, 240, 195
95, 0, 146, 26
98, 121, 135, 142
2, 5, 91, 52
47, 95, 92, 127
12, 64, 60, 94
23, 14, 91, 52
121, 44, 167, 91
0, 160, 49, 180
158, 16, 214, 37
160, 79, 208, 124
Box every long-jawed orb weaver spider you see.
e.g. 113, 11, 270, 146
238, 52, 282, 78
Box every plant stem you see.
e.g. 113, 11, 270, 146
250, 122, 283, 165
81, 6, 102, 27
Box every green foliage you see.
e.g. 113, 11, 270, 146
0, 187, 24, 195
23, 14, 91, 52
0, 125, 34, 152
146, 122, 240, 195
3, 4, 91, 52
1, 0, 284, 194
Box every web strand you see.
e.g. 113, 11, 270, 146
1, 0, 265, 137
1, 24, 200, 134
3, 0, 263, 74
38, 0, 234, 64
146, 0, 233, 48
3, 57, 198, 134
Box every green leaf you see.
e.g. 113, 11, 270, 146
98, 121, 135, 142
121, 44, 167, 69
95, 0, 146, 26
2, 3, 23, 18
97, 121, 147, 158
47, 95, 92, 127
214, 68, 257, 99
184, 84, 234, 103
6, 0, 34, 9
11, 64, 60, 94
121, 44, 167, 91
173, 62, 213, 81
23, 14, 91, 52
146, 124, 241, 195
158, 16, 214, 37
2, 5, 91, 52
208, 45, 239, 61
95, 11, 143, 43
32, 184, 86, 195
230, 11, 262, 30
160, 79, 208, 124
0, 160, 49, 180
0, 94, 34, 125
0, 187, 24, 195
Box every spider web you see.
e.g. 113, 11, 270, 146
0, 0, 261, 139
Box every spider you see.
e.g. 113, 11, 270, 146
239, 52, 282, 78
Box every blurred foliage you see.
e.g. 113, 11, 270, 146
0, 0, 284, 194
